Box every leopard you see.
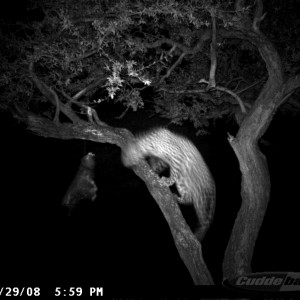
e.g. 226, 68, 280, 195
122, 128, 215, 241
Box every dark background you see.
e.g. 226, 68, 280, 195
1, 108, 299, 288
1, 0, 300, 294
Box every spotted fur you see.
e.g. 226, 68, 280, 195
122, 128, 215, 241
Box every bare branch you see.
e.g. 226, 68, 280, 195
72, 77, 106, 101
159, 53, 186, 84
236, 77, 267, 94
160, 81, 247, 113
167, 44, 177, 55
59, 88, 79, 104
252, 0, 266, 33
24, 112, 126, 148
29, 61, 81, 123
216, 85, 246, 113
59, 88, 108, 126
208, 7, 217, 88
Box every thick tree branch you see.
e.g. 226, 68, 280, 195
21, 107, 214, 284
129, 157, 214, 285
23, 112, 127, 148
222, 0, 286, 279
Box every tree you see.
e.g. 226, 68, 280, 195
1, 0, 300, 286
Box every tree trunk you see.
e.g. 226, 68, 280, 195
220, 0, 291, 276
223, 136, 270, 278
223, 77, 284, 278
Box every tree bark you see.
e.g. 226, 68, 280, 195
222, 0, 290, 279
130, 162, 214, 285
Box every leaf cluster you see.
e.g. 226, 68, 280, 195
0, 0, 299, 130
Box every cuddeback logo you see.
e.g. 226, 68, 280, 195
223, 272, 300, 293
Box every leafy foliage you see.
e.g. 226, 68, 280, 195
0, 0, 299, 132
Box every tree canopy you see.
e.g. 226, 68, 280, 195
1, 0, 298, 132
1, 0, 300, 287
